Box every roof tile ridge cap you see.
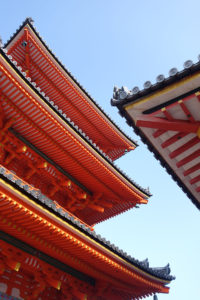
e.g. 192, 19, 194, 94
21, 19, 137, 148
112, 57, 200, 105
0, 165, 171, 280
1, 49, 150, 196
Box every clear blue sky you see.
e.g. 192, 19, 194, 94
1, 1, 200, 299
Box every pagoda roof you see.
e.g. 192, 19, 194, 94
0, 165, 175, 286
4, 18, 136, 161
112, 57, 200, 209
0, 48, 150, 225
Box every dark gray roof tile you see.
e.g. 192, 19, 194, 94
111, 56, 200, 106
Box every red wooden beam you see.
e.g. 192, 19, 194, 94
136, 115, 200, 133
190, 174, 200, 185
157, 102, 196, 145
153, 129, 165, 138
161, 132, 187, 148
162, 102, 195, 148
163, 109, 173, 120
196, 186, 200, 192
169, 136, 199, 159
179, 101, 195, 122
152, 108, 173, 138
184, 162, 200, 176
176, 149, 200, 168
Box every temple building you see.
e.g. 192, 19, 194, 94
0, 18, 174, 299
112, 59, 200, 210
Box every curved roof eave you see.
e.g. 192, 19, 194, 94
4, 17, 137, 151
0, 165, 175, 283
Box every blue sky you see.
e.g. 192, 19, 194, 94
1, 1, 200, 299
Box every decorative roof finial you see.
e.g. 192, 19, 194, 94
26, 17, 34, 24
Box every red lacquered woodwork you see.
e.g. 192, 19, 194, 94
0, 18, 173, 300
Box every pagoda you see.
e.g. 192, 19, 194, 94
112, 59, 200, 210
0, 18, 174, 299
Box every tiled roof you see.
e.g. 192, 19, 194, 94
111, 57, 200, 106
0, 166, 175, 282
111, 56, 200, 210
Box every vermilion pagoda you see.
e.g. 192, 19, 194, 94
112, 59, 200, 210
0, 18, 174, 299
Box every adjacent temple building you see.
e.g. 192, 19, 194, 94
112, 58, 200, 210
0, 18, 174, 299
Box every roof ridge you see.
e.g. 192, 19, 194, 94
111, 57, 200, 106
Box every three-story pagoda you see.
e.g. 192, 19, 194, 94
0, 18, 174, 300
